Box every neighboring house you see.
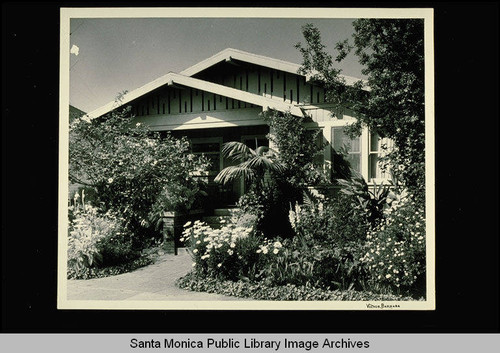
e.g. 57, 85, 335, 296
85, 48, 392, 207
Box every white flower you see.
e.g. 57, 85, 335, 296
273, 241, 282, 248
136, 122, 141, 127
184, 221, 192, 228
262, 247, 268, 254
386, 274, 392, 279
230, 242, 236, 248
217, 263, 222, 268
273, 249, 279, 254
193, 249, 198, 254
227, 249, 234, 255
107, 177, 114, 183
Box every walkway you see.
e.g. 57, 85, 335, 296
66, 248, 247, 301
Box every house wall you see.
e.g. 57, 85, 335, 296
132, 106, 265, 131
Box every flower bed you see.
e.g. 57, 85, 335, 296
178, 186, 426, 300
176, 272, 421, 301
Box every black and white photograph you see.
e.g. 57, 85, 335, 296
58, 7, 435, 310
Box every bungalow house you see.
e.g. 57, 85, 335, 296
85, 48, 392, 210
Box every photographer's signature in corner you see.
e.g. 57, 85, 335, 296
366, 303, 401, 309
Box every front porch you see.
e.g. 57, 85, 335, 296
167, 124, 270, 209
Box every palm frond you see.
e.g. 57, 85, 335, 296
221, 141, 255, 161
214, 165, 257, 185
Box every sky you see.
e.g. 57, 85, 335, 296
68, 16, 366, 114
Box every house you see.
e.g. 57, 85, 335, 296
85, 48, 392, 209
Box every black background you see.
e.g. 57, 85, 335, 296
2, 2, 499, 333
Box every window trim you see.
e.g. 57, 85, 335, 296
190, 137, 223, 176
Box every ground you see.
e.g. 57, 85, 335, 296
66, 248, 249, 301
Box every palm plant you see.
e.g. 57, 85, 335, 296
214, 141, 284, 188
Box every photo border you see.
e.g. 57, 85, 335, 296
57, 7, 435, 311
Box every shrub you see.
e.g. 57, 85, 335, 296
337, 175, 391, 227
67, 205, 122, 278
257, 237, 317, 287
235, 182, 295, 238
95, 233, 140, 268
262, 109, 327, 189
286, 194, 369, 290
180, 220, 263, 281
69, 104, 209, 246
290, 193, 370, 244
360, 194, 426, 296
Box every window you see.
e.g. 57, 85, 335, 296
191, 139, 221, 175
331, 126, 361, 179
369, 131, 393, 180
242, 136, 268, 150
312, 129, 325, 167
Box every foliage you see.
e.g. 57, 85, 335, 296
261, 109, 328, 189
360, 193, 426, 296
214, 141, 284, 188
219, 109, 328, 239
68, 252, 158, 280
288, 195, 370, 289
69, 103, 209, 244
95, 233, 140, 268
295, 20, 426, 197
67, 205, 122, 278
337, 175, 392, 227
235, 181, 295, 238
176, 272, 420, 301
180, 220, 263, 281
67, 198, 165, 279
289, 193, 370, 245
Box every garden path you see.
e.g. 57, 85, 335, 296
66, 248, 247, 301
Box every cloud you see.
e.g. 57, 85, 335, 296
70, 44, 80, 56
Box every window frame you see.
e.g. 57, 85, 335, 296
190, 137, 223, 176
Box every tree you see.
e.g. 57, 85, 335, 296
262, 109, 327, 190
69, 103, 209, 244
214, 141, 283, 189
295, 20, 426, 199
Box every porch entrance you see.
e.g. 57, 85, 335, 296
169, 125, 270, 210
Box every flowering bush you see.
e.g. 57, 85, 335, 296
69, 105, 209, 246
258, 237, 317, 287
360, 194, 426, 294
286, 194, 373, 290
67, 205, 123, 278
181, 220, 263, 281
289, 193, 370, 244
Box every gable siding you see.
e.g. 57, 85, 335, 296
200, 65, 325, 106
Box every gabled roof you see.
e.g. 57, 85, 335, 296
84, 48, 364, 120
180, 48, 362, 86
86, 72, 303, 119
